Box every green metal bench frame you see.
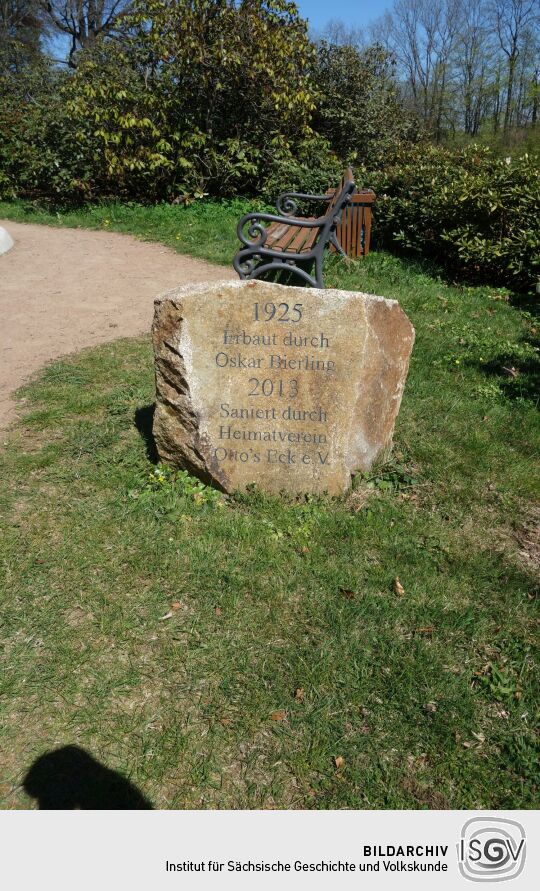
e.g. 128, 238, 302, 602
233, 169, 356, 288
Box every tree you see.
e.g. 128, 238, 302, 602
317, 17, 365, 48
41, 0, 133, 65
0, 0, 45, 71
528, 29, 540, 126
491, 0, 539, 131
312, 40, 422, 161
372, 0, 461, 138
372, 0, 540, 141
454, 0, 492, 135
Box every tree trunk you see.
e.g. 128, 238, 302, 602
503, 54, 517, 132
435, 68, 447, 141
493, 65, 502, 133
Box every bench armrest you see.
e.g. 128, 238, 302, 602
276, 192, 333, 216
237, 211, 326, 249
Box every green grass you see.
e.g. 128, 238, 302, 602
0, 200, 539, 809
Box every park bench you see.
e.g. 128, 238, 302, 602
233, 168, 357, 289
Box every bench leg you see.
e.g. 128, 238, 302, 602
330, 232, 347, 258
314, 255, 325, 289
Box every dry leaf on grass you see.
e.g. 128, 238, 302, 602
215, 606, 222, 616
393, 577, 406, 596
160, 601, 182, 620
334, 756, 345, 770
270, 710, 286, 722
339, 587, 356, 600
416, 625, 435, 635
294, 687, 305, 701
463, 734, 485, 749
502, 366, 518, 378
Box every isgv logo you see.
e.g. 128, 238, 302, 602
458, 817, 526, 882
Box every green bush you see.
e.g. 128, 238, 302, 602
1, 4, 537, 292
60, 0, 320, 202
364, 144, 540, 291
0, 60, 99, 204
259, 134, 342, 202
0, 0, 325, 204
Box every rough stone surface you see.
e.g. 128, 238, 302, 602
0, 226, 14, 255
152, 279, 415, 495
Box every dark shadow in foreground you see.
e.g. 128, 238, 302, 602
135, 403, 159, 464
23, 745, 153, 809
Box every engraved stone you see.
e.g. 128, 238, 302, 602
152, 280, 414, 495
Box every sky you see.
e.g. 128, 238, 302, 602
295, 0, 392, 35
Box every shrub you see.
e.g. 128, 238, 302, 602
259, 134, 342, 202
0, 60, 98, 204
0, 0, 322, 204
364, 144, 540, 291
63, 0, 319, 201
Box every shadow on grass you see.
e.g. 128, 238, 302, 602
23, 745, 153, 809
370, 235, 537, 297
510, 290, 540, 321
135, 404, 158, 464
471, 333, 540, 406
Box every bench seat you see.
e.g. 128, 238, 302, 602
233, 168, 356, 288
265, 220, 319, 254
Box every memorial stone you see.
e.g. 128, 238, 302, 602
152, 280, 414, 495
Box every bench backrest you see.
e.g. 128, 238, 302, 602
332, 189, 376, 258
327, 167, 355, 213
318, 168, 356, 242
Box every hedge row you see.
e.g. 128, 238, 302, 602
363, 145, 539, 291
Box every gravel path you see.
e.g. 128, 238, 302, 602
0, 220, 234, 431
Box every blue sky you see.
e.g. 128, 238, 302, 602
296, 0, 392, 33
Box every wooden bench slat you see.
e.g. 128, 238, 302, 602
267, 222, 296, 251
288, 225, 315, 254
266, 220, 319, 255
286, 227, 306, 253
300, 226, 319, 253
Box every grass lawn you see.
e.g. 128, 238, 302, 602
0, 200, 539, 809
